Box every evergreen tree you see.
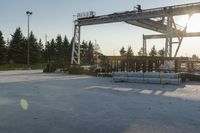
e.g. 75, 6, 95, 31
28, 31, 42, 64
63, 36, 70, 64
149, 45, 157, 56
127, 46, 134, 56
0, 31, 6, 64
158, 48, 165, 57
38, 39, 45, 62
80, 40, 88, 65
120, 46, 126, 56
49, 39, 56, 61
55, 35, 63, 64
88, 41, 94, 65
94, 43, 101, 53
192, 54, 199, 60
44, 39, 56, 62
93, 42, 101, 64
138, 47, 144, 56
8, 27, 26, 64
44, 41, 50, 62
38, 39, 43, 49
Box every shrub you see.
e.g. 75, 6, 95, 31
43, 63, 57, 73
68, 66, 84, 74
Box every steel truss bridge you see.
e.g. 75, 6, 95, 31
71, 2, 200, 65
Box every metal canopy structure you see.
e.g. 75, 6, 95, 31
71, 2, 200, 65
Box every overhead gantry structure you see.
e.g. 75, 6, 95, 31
71, 2, 200, 65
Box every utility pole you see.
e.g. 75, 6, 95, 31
26, 11, 33, 68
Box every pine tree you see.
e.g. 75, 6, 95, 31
149, 45, 157, 56
63, 36, 70, 64
127, 46, 134, 56
88, 41, 94, 65
68, 37, 74, 64
158, 48, 165, 57
28, 31, 42, 64
192, 54, 199, 60
38, 39, 43, 49
93, 42, 101, 64
94, 43, 101, 53
38, 39, 44, 63
0, 31, 6, 64
120, 46, 126, 56
44, 39, 56, 63
55, 35, 63, 64
80, 40, 89, 65
138, 47, 144, 56
8, 27, 26, 64
44, 41, 50, 62
49, 39, 56, 61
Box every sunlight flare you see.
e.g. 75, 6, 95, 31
187, 14, 200, 32
20, 99, 29, 111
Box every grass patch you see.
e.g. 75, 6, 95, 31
0, 63, 47, 71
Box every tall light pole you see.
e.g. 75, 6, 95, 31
26, 11, 32, 67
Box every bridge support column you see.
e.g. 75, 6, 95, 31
143, 34, 147, 56
165, 15, 173, 57
71, 24, 81, 65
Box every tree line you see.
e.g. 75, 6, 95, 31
119, 45, 199, 60
0, 27, 98, 65
0, 27, 198, 66
120, 45, 165, 57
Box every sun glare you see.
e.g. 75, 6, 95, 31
187, 14, 200, 32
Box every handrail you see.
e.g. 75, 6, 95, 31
87, 2, 200, 20
141, 2, 200, 14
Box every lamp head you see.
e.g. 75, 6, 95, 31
26, 11, 33, 15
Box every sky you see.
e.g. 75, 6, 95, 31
0, 0, 200, 57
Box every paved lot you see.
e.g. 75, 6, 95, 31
0, 70, 200, 133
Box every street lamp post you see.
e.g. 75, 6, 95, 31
26, 11, 32, 68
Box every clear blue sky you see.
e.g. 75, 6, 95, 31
1, 0, 200, 56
